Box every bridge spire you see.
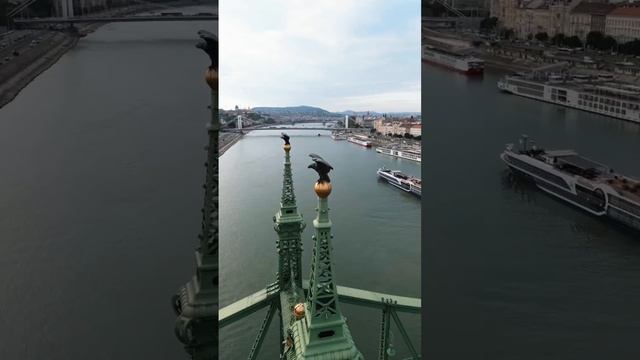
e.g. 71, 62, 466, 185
172, 31, 218, 360
274, 133, 305, 291
301, 155, 362, 359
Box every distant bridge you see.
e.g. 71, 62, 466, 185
221, 127, 374, 133
248, 127, 338, 131
13, 14, 218, 25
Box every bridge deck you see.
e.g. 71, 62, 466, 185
219, 287, 277, 327
336, 285, 421, 313
14, 15, 217, 24
220, 281, 420, 326
303, 280, 421, 313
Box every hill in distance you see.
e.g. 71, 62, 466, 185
250, 106, 421, 118
251, 106, 336, 117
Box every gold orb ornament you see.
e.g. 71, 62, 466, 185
293, 303, 305, 320
283, 144, 291, 152
314, 181, 332, 198
205, 68, 218, 90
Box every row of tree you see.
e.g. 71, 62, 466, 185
530, 31, 639, 53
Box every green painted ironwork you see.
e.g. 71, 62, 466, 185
172, 31, 218, 360
248, 302, 278, 360
274, 140, 305, 291
379, 305, 392, 360
299, 179, 363, 359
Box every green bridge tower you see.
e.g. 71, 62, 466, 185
172, 31, 218, 360
288, 154, 363, 359
275, 134, 305, 292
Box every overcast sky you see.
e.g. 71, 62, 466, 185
219, 0, 420, 113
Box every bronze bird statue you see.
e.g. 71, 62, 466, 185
281, 133, 290, 145
196, 30, 218, 70
308, 154, 333, 183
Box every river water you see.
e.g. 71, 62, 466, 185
423, 63, 640, 359
0, 7, 214, 359
220, 129, 421, 358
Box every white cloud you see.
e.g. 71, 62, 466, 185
220, 0, 420, 112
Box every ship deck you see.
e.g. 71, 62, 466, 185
507, 75, 640, 101
547, 151, 640, 204
606, 177, 640, 204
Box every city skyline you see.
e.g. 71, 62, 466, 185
219, 0, 421, 112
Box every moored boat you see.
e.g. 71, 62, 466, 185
376, 147, 421, 162
497, 72, 640, 124
501, 135, 640, 231
377, 167, 421, 196
422, 45, 484, 75
348, 135, 372, 147
331, 132, 347, 140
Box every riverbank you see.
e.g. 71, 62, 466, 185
219, 132, 242, 155
0, 33, 77, 109
481, 53, 534, 73
0, 0, 209, 110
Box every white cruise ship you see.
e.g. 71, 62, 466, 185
498, 73, 640, 124
377, 167, 421, 196
501, 135, 640, 231
422, 45, 484, 75
331, 132, 347, 140
376, 147, 421, 163
347, 135, 372, 148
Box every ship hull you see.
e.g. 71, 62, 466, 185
348, 137, 372, 147
497, 77, 640, 124
376, 147, 421, 162
501, 153, 640, 231
422, 57, 483, 75
377, 169, 421, 197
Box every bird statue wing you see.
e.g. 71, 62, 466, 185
196, 30, 218, 70
316, 158, 333, 170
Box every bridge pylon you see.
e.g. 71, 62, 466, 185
172, 31, 219, 360
295, 156, 363, 359
274, 133, 305, 291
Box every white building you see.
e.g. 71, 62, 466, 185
409, 124, 422, 137
606, 6, 640, 42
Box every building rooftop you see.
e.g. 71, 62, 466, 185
524, 0, 549, 10
570, 2, 616, 15
608, 5, 640, 18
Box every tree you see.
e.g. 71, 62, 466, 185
586, 31, 604, 49
480, 17, 498, 33
551, 33, 566, 46
0, 1, 9, 26
535, 32, 549, 42
602, 36, 617, 51
565, 35, 582, 48
499, 28, 515, 40
620, 39, 640, 55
